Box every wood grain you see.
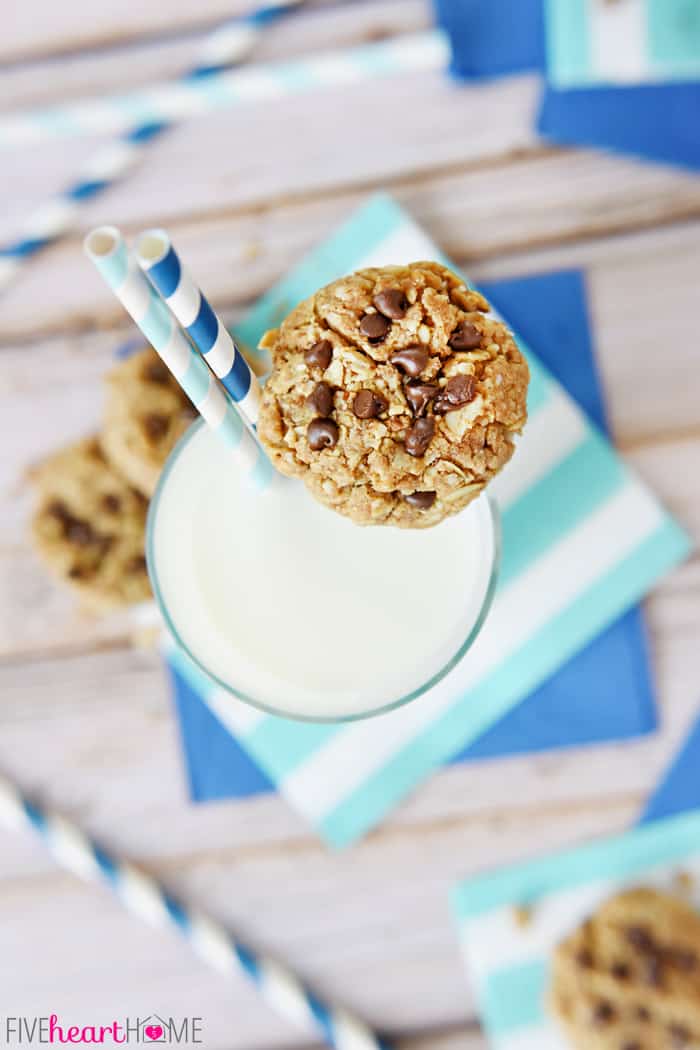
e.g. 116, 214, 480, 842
0, 1, 430, 110
2, 2, 700, 1047
1, 0, 337, 64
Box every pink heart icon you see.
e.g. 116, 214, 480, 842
144, 1026, 163, 1041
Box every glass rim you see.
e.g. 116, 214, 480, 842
147, 418, 501, 724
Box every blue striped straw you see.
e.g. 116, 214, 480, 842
0, 31, 448, 153
0, 772, 390, 1050
0, 0, 303, 293
84, 226, 272, 490
136, 230, 262, 429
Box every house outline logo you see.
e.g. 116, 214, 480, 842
139, 1016, 168, 1043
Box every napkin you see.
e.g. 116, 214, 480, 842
545, 0, 700, 89
453, 810, 700, 1050
641, 711, 700, 825
434, 0, 700, 171
452, 709, 700, 1049
167, 194, 689, 848
171, 265, 659, 805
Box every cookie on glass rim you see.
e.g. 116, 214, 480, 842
257, 261, 529, 528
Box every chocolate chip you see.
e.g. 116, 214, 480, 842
642, 955, 663, 987
669, 1024, 691, 1047
390, 346, 429, 378
404, 491, 436, 509
126, 555, 147, 575
47, 499, 71, 523
101, 494, 122, 515
68, 565, 93, 580
611, 961, 630, 980
305, 339, 333, 370
143, 413, 169, 442
626, 926, 654, 952
434, 374, 477, 414
449, 321, 482, 351
404, 416, 435, 457
591, 1001, 615, 1026
404, 381, 438, 416
306, 382, 334, 417
621, 1042, 641, 1050
667, 947, 697, 972
307, 419, 339, 451
360, 313, 391, 343
373, 288, 408, 320
636, 1006, 651, 1023
352, 389, 387, 419
87, 441, 107, 463
143, 360, 170, 384
66, 518, 97, 546
575, 948, 594, 969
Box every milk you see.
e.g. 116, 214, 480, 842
149, 423, 497, 720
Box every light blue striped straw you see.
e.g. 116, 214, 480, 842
83, 226, 273, 489
0, 772, 391, 1050
0, 1, 304, 294
136, 230, 262, 429
0, 31, 448, 152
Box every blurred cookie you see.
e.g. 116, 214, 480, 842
549, 887, 700, 1049
102, 347, 194, 497
31, 437, 151, 609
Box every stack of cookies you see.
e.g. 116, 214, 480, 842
30, 348, 194, 610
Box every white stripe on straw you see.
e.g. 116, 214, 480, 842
136, 230, 262, 428
0, 772, 389, 1050
0, 31, 449, 151
83, 226, 273, 489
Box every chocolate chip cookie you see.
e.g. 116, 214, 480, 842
102, 347, 195, 497
31, 437, 151, 609
549, 888, 700, 1049
257, 262, 529, 528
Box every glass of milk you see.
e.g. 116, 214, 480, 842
147, 421, 499, 722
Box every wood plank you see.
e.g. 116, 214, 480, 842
0, 0, 343, 64
0, 0, 430, 110
4, 140, 700, 343
0, 71, 541, 257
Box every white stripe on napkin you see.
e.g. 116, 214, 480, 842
205, 686, 267, 736
490, 389, 586, 507
494, 1027, 567, 1050
591, 0, 647, 83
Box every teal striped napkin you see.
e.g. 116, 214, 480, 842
169, 194, 689, 849
453, 809, 700, 1048
546, 0, 700, 87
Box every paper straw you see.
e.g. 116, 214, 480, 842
84, 226, 272, 489
137, 230, 262, 428
0, 772, 390, 1050
0, 1, 303, 293
0, 31, 448, 152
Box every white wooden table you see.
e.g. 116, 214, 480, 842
1, 2, 699, 1047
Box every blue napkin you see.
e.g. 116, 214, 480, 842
640, 713, 700, 825
538, 83, 700, 172
434, 0, 700, 171
434, 0, 545, 79
171, 268, 658, 804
